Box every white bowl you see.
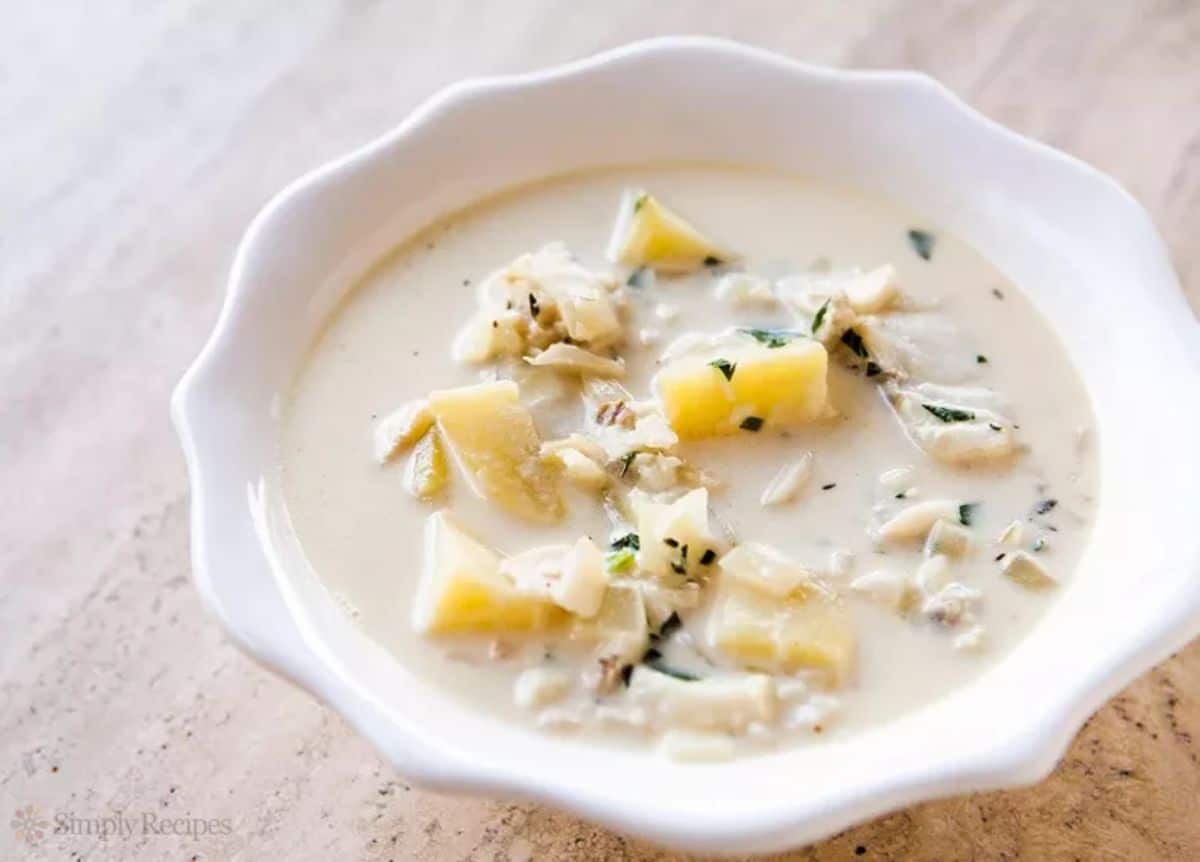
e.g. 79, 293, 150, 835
173, 37, 1200, 854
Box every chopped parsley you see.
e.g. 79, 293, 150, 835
1033, 537, 1048, 552
633, 193, 647, 213
610, 533, 640, 551
907, 228, 935, 261
658, 612, 683, 639
740, 327, 796, 348
699, 548, 717, 566
663, 537, 679, 548
840, 327, 869, 359
708, 357, 737, 381
865, 360, 883, 378
895, 491, 907, 500
619, 664, 634, 686
989, 423, 1004, 432
626, 266, 650, 288
976, 354, 988, 364
1033, 498, 1058, 515
604, 548, 636, 573
958, 502, 978, 526
922, 404, 976, 423
821, 483, 837, 491
703, 255, 723, 267
528, 292, 540, 319
991, 287, 1005, 300
811, 299, 830, 334
739, 415, 764, 432
994, 552, 1007, 562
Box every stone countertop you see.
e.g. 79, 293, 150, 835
2, 2, 1198, 859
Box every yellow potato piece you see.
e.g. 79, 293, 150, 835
413, 511, 567, 635
428, 380, 564, 523
607, 190, 731, 274
706, 576, 856, 686
570, 583, 649, 653
403, 429, 448, 500
655, 340, 829, 439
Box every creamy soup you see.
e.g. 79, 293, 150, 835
280, 166, 1097, 760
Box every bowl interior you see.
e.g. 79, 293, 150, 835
178, 39, 1200, 851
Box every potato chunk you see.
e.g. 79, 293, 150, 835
428, 380, 564, 523
655, 339, 829, 439
413, 512, 567, 635
705, 575, 856, 685
402, 429, 448, 500
606, 190, 732, 274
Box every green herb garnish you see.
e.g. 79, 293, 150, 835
605, 548, 636, 573
619, 664, 634, 686
811, 299, 830, 334
610, 533, 640, 551
703, 255, 722, 267
633, 193, 647, 213
1032, 537, 1048, 552
740, 327, 795, 348
626, 266, 650, 288
840, 328, 869, 359
739, 416, 764, 432
922, 404, 976, 423
976, 354, 988, 364
989, 423, 1003, 432
528, 292, 540, 319
708, 358, 737, 381
958, 502, 978, 526
907, 228, 935, 261
1033, 498, 1058, 515
663, 537, 679, 548
865, 361, 882, 378
821, 482, 837, 491
699, 549, 717, 566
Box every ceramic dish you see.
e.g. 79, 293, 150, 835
172, 37, 1200, 854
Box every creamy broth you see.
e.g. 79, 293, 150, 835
281, 166, 1097, 758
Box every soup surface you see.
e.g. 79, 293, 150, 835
281, 165, 1097, 760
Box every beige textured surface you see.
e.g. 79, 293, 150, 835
2, 2, 1198, 859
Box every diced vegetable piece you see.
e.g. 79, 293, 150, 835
428, 380, 564, 523
373, 399, 434, 464
717, 543, 821, 600
628, 667, 777, 732
413, 512, 568, 635
631, 488, 723, 578
525, 343, 626, 378
706, 576, 856, 685
885, 382, 1019, 465
913, 554, 952, 594
849, 569, 914, 612
1002, 551, 1057, 589
402, 429, 448, 500
878, 499, 961, 543
842, 265, 899, 314
553, 537, 608, 617
655, 339, 830, 439
923, 519, 972, 558
513, 667, 570, 710
571, 583, 649, 661
606, 189, 733, 274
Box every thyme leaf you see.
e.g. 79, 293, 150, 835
922, 404, 976, 423
907, 228, 935, 260
708, 358, 737, 381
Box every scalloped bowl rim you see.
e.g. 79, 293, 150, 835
172, 37, 1200, 854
